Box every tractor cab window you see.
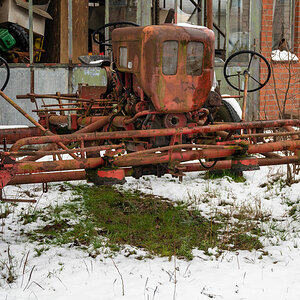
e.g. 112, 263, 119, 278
272, 0, 295, 51
162, 41, 178, 75
119, 47, 128, 68
186, 42, 204, 76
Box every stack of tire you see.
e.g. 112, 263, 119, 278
0, 23, 29, 62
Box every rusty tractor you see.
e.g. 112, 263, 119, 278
0, 22, 299, 196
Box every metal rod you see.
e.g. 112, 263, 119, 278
29, 0, 34, 99
218, 0, 221, 48
242, 72, 249, 121
7, 155, 300, 187
181, 156, 300, 172
8, 171, 87, 185
2, 144, 124, 158
105, 0, 109, 55
14, 157, 104, 175
29, 0, 34, 65
42, 103, 81, 107
17, 93, 115, 103
0, 198, 36, 203
206, 0, 213, 29
175, 0, 178, 23
221, 95, 243, 99
68, 0, 73, 64
0, 90, 78, 159
10, 119, 300, 152
33, 106, 114, 113
234, 131, 300, 139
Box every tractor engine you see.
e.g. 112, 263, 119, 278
75, 24, 217, 149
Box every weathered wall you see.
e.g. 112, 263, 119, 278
0, 65, 107, 125
260, 0, 300, 119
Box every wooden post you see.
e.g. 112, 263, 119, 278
242, 72, 249, 121
105, 0, 109, 56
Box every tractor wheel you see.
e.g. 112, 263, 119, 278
214, 100, 241, 122
211, 100, 245, 178
0, 56, 10, 91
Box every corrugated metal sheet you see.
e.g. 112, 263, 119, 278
0, 65, 106, 125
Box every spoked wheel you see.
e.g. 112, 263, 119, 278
92, 21, 139, 47
223, 50, 271, 93
0, 56, 10, 91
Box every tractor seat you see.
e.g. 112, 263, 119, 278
78, 55, 110, 67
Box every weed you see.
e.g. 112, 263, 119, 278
205, 170, 246, 183
0, 247, 17, 285
34, 246, 50, 257
289, 205, 298, 217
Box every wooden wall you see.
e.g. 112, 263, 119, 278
42, 0, 88, 63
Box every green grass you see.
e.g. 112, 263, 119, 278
205, 169, 246, 183
23, 183, 264, 260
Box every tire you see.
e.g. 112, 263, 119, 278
215, 100, 241, 122
5, 23, 29, 52
0, 56, 10, 91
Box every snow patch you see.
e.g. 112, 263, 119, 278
271, 50, 299, 62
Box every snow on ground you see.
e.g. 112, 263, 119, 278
0, 165, 300, 300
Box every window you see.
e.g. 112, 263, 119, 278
272, 0, 295, 51
119, 47, 128, 68
162, 41, 178, 75
227, 0, 250, 56
186, 42, 204, 76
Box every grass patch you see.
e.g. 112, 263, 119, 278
24, 184, 264, 260
205, 170, 246, 183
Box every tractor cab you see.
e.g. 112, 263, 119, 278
112, 23, 215, 113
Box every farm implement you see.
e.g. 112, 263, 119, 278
0, 23, 299, 193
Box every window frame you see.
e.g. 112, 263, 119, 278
186, 41, 204, 76
162, 40, 179, 76
272, 0, 295, 51
119, 46, 128, 68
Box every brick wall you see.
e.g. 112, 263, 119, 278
260, 0, 300, 119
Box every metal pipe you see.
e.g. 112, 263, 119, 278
8, 171, 87, 185
0, 90, 78, 159
114, 149, 235, 167
75, 115, 112, 134
29, 0, 34, 100
0, 127, 41, 144
1, 144, 124, 158
105, 0, 109, 56
33, 106, 114, 113
48, 115, 69, 126
10, 119, 300, 152
6, 155, 300, 186
206, 0, 213, 29
242, 72, 249, 121
137, 0, 141, 25
174, 0, 178, 23
14, 157, 104, 175
68, 0, 73, 64
113, 139, 300, 167
17, 93, 114, 103
181, 156, 300, 172
29, 0, 34, 64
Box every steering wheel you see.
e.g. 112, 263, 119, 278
92, 21, 139, 47
0, 56, 10, 91
223, 50, 271, 92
